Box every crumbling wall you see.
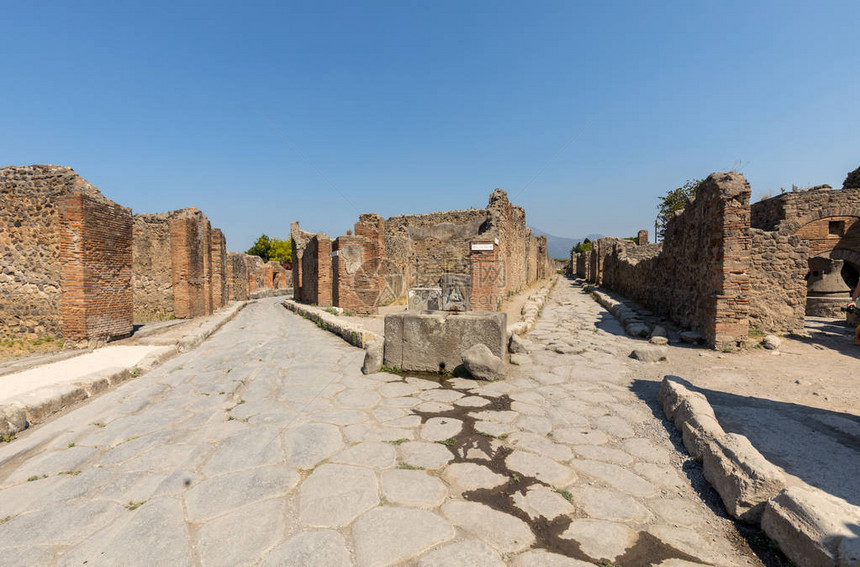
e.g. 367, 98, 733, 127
211, 228, 227, 309
133, 211, 180, 321
385, 209, 490, 289
0, 165, 132, 341
295, 234, 332, 306
590, 173, 751, 348
748, 230, 808, 332
227, 252, 249, 301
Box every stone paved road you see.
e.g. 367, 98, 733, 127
0, 289, 763, 566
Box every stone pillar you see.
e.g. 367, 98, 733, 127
469, 241, 505, 311
637, 230, 649, 245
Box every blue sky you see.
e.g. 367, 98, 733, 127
3, 1, 859, 251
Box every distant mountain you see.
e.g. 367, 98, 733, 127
528, 227, 605, 259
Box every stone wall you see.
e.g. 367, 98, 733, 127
227, 252, 249, 301
292, 189, 552, 314
0, 165, 133, 341
751, 183, 860, 320
581, 173, 752, 348
748, 230, 808, 332
211, 229, 227, 309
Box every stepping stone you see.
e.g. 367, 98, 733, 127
352, 507, 455, 566
441, 501, 534, 553
299, 464, 379, 527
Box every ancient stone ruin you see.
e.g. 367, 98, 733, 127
291, 189, 553, 314
574, 169, 860, 348
1, 165, 133, 342
1, 165, 289, 343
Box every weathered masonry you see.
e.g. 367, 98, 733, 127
1, 165, 133, 342
2, 164, 291, 342
575, 167, 860, 348
291, 190, 553, 314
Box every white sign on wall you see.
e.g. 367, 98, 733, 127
471, 243, 494, 251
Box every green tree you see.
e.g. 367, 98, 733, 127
572, 238, 593, 255
246, 234, 271, 261
268, 238, 292, 266
656, 178, 703, 240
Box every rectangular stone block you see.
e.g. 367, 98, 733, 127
407, 288, 442, 311
383, 311, 506, 373
702, 433, 786, 523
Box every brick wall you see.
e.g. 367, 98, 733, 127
470, 242, 506, 311
60, 193, 134, 341
170, 214, 208, 319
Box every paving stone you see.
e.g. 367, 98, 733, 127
379, 382, 421, 398
335, 389, 381, 409
331, 441, 397, 469
202, 426, 283, 476
59, 498, 191, 566
382, 396, 421, 408
420, 417, 463, 442
441, 462, 507, 493
399, 441, 454, 470
474, 420, 516, 437
510, 401, 546, 416
419, 389, 464, 403
571, 444, 634, 465
512, 485, 574, 520
594, 415, 635, 438
3, 446, 99, 485
646, 525, 718, 564
651, 497, 706, 527
373, 406, 407, 422
454, 395, 492, 408
468, 410, 519, 423
186, 465, 300, 522
507, 432, 573, 461
571, 460, 656, 497
510, 353, 532, 366
506, 450, 576, 486
512, 549, 601, 566
345, 424, 415, 443
405, 376, 443, 390
299, 464, 379, 527
561, 519, 636, 562
414, 401, 455, 414
0, 546, 54, 566
633, 462, 687, 489
352, 506, 455, 566
417, 538, 504, 567
260, 530, 352, 567
552, 427, 608, 446
0, 499, 123, 548
441, 501, 534, 553
576, 486, 653, 522
381, 469, 447, 507
283, 423, 345, 469
197, 498, 285, 567
383, 415, 423, 428
515, 415, 553, 435
314, 408, 371, 426
622, 438, 673, 463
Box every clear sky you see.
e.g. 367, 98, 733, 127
2, 1, 859, 251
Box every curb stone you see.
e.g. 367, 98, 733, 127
282, 299, 382, 350
508, 276, 557, 342
0, 300, 250, 440
658, 375, 860, 567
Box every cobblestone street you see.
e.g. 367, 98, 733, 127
0, 286, 764, 566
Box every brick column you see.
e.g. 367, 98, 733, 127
470, 241, 505, 311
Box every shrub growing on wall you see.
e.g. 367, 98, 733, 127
656, 178, 703, 240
